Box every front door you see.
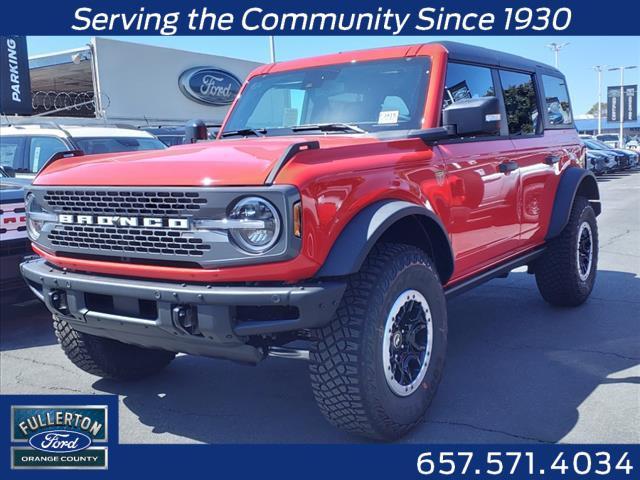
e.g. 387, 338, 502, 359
439, 62, 521, 280
441, 140, 521, 279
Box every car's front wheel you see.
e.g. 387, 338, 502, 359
309, 243, 447, 440
54, 316, 176, 380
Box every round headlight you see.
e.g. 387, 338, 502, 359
25, 193, 45, 241
228, 197, 281, 253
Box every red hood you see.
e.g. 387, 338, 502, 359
33, 136, 380, 187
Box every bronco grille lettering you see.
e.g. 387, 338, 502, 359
58, 214, 189, 230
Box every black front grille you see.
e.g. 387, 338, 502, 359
49, 225, 212, 257
44, 190, 207, 216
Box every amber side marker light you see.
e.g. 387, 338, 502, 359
293, 202, 302, 237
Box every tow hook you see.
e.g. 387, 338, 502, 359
48, 289, 69, 315
172, 305, 199, 335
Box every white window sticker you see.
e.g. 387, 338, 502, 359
33, 146, 41, 165
378, 110, 399, 125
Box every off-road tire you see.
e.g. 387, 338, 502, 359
535, 196, 598, 306
309, 243, 447, 440
53, 315, 176, 380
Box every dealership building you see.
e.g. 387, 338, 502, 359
575, 118, 640, 137
25, 37, 262, 125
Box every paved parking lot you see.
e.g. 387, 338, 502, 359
1, 170, 639, 444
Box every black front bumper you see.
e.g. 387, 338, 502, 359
21, 258, 345, 363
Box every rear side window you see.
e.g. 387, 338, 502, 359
443, 63, 496, 108
542, 75, 573, 127
499, 70, 539, 136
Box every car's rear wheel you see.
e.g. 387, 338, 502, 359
535, 196, 598, 306
54, 315, 176, 380
309, 243, 447, 440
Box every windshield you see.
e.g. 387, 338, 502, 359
74, 137, 167, 155
223, 57, 431, 136
584, 139, 614, 150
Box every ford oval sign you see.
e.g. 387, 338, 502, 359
28, 429, 92, 453
179, 67, 241, 106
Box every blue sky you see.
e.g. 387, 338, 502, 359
27, 36, 640, 115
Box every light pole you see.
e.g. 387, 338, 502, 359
593, 65, 607, 135
608, 65, 638, 147
269, 36, 276, 63
546, 42, 569, 68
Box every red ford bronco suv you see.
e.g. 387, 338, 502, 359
21, 42, 600, 440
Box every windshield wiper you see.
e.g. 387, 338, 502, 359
291, 123, 367, 134
220, 128, 267, 138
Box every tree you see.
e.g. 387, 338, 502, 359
587, 102, 607, 116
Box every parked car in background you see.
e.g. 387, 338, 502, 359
595, 133, 622, 148
581, 137, 637, 170
625, 139, 639, 151
586, 149, 616, 175
140, 126, 188, 146
595, 139, 639, 169
141, 125, 220, 147
0, 122, 167, 178
0, 167, 32, 304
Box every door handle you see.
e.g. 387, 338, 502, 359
545, 155, 561, 165
498, 160, 519, 173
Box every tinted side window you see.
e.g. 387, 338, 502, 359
29, 136, 68, 172
542, 75, 573, 126
499, 71, 539, 136
443, 63, 496, 108
0, 136, 26, 170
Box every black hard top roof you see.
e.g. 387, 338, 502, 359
436, 41, 564, 77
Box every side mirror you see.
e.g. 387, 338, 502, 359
443, 96, 501, 137
408, 97, 501, 144
184, 119, 208, 144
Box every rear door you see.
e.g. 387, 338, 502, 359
439, 63, 521, 279
498, 70, 577, 247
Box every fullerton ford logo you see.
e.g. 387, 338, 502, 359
28, 430, 92, 453
11, 404, 109, 469
59, 214, 189, 230
178, 67, 242, 106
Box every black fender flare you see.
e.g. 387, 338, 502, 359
315, 200, 454, 283
545, 167, 601, 240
